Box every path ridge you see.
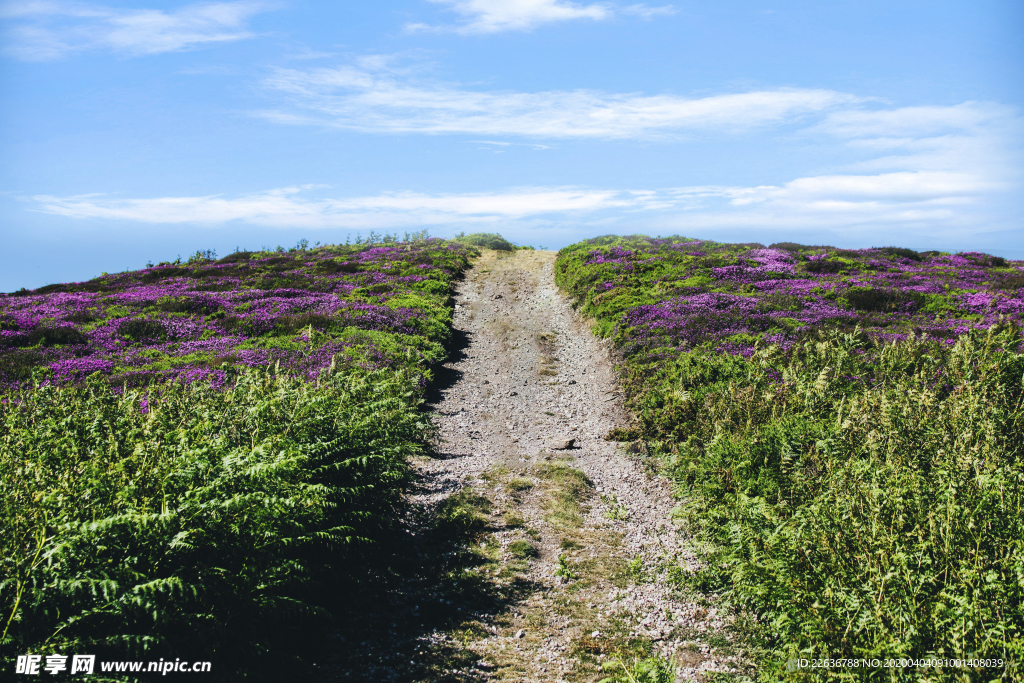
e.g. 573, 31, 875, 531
330, 250, 742, 682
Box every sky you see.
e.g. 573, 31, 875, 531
1, 0, 1022, 291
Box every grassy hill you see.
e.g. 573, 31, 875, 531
0, 237, 477, 680
556, 236, 1023, 679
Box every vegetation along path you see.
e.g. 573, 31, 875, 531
329, 249, 747, 682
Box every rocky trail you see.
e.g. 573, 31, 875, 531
327, 250, 748, 682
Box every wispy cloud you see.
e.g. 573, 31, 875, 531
408, 0, 605, 34
620, 4, 675, 19
257, 60, 857, 139
817, 102, 1023, 180
0, 0, 271, 60
29, 186, 635, 228
25, 170, 1013, 236
471, 139, 552, 150
659, 171, 1004, 230
405, 0, 674, 34
655, 101, 1021, 236
22, 96, 1020, 244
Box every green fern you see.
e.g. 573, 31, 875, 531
0, 366, 428, 677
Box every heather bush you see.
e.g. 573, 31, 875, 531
0, 237, 475, 390
556, 235, 1023, 679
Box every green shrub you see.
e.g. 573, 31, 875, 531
876, 246, 923, 261
555, 235, 1024, 678
0, 367, 427, 678
637, 327, 1023, 674
452, 233, 515, 251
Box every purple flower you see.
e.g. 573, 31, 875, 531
0, 239, 474, 391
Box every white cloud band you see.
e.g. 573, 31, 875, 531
407, 0, 674, 34
30, 186, 633, 228
1, 0, 270, 60
28, 165, 1010, 235
259, 61, 858, 139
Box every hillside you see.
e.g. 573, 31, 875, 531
2, 234, 1021, 682
0, 238, 471, 391
557, 236, 1023, 678
0, 237, 477, 680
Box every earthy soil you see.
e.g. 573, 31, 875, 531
324, 250, 750, 682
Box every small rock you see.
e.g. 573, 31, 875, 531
509, 391, 518, 396
515, 629, 525, 639
591, 630, 600, 638
548, 438, 576, 450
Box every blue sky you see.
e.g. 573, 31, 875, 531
1, 0, 1022, 290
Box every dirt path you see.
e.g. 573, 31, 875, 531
328, 250, 744, 682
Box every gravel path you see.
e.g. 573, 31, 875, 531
328, 250, 745, 682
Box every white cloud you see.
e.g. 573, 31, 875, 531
471, 139, 552, 149
620, 4, 676, 19
654, 102, 1021, 235
408, 0, 613, 34
27, 100, 1019, 237
1, 0, 270, 60
18, 68, 1019, 245
30, 186, 635, 228
407, 0, 676, 34
726, 171, 1002, 206
27, 168, 1011, 237
818, 102, 1023, 184
258, 62, 858, 139
659, 170, 1001, 228
818, 102, 1013, 139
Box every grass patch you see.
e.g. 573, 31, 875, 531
601, 493, 629, 520
506, 477, 534, 493
503, 512, 526, 528
616, 556, 646, 585
434, 488, 493, 540
535, 462, 593, 529
571, 617, 652, 664
598, 655, 679, 683
479, 464, 509, 482
508, 540, 539, 559
537, 331, 557, 356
